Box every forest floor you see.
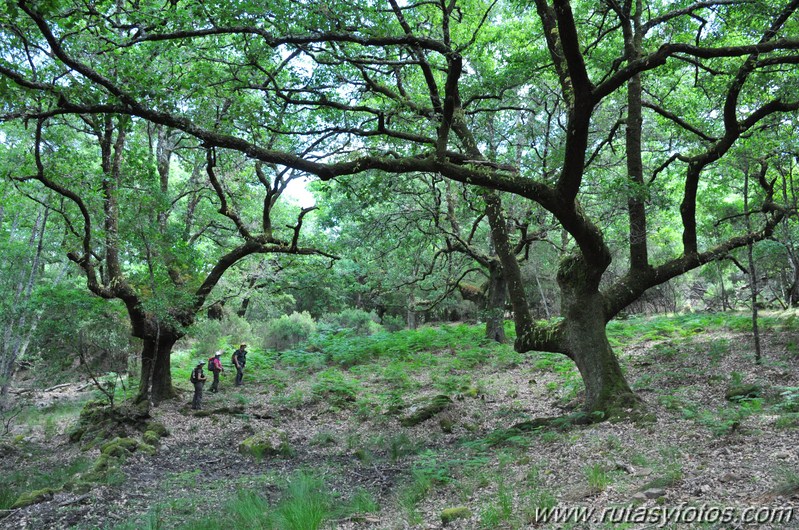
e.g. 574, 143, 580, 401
3, 312, 799, 529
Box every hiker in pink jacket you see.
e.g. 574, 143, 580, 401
208, 350, 224, 393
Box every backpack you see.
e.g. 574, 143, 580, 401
207, 357, 214, 372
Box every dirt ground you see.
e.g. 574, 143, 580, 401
3, 324, 799, 529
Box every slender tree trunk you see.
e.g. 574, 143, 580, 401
485, 261, 507, 343
407, 293, 417, 330
534, 265, 551, 318
716, 261, 730, 311
789, 269, 799, 307
744, 171, 762, 364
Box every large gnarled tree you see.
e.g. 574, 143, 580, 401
2, 0, 798, 415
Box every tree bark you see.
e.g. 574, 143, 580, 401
484, 261, 507, 343
136, 328, 179, 404
744, 169, 762, 364
557, 254, 638, 416
562, 294, 637, 415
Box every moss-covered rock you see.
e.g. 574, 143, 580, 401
439, 416, 455, 433
11, 487, 59, 509
441, 506, 471, 524
193, 406, 246, 418
69, 400, 154, 447
239, 429, 290, 458
100, 437, 139, 457
462, 387, 479, 398
138, 442, 157, 456
93, 453, 119, 472
144, 421, 170, 437
725, 383, 762, 402
400, 395, 452, 427
62, 478, 92, 494
142, 430, 161, 445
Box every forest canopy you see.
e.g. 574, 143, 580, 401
2, 0, 799, 417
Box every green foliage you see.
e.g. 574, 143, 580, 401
311, 369, 361, 406
309, 431, 337, 447
321, 308, 382, 336
584, 463, 611, 492
382, 314, 406, 332
188, 314, 254, 358
0, 456, 91, 510
272, 473, 332, 530
162, 471, 378, 530
262, 312, 317, 351
774, 387, 799, 413
265, 314, 317, 351
310, 323, 499, 369
772, 466, 799, 496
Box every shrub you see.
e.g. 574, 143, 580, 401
220, 313, 253, 346
382, 314, 406, 332
323, 308, 382, 336
188, 318, 224, 358
262, 312, 317, 351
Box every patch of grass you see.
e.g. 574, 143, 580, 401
479, 455, 514, 527
271, 388, 306, 408
707, 338, 729, 363
385, 432, 418, 462
584, 463, 611, 492
309, 431, 337, 447
0, 456, 92, 510
432, 373, 472, 393
521, 466, 558, 525
772, 466, 799, 496
398, 450, 457, 522
272, 472, 332, 530
114, 505, 165, 530
347, 488, 380, 514
171, 471, 371, 530
233, 393, 251, 406
164, 469, 203, 489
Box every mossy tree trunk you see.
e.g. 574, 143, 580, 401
136, 328, 180, 405
557, 256, 637, 416
484, 261, 507, 343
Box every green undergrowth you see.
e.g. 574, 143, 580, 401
607, 311, 796, 349
115, 471, 379, 530
307, 323, 514, 369
0, 455, 92, 510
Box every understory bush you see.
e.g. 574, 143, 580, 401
188, 318, 224, 358
189, 315, 253, 358
321, 308, 382, 336
262, 312, 317, 351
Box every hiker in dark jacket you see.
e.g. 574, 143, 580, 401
208, 350, 224, 393
190, 361, 207, 410
233, 343, 247, 386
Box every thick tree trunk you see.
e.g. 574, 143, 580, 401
558, 255, 638, 417
562, 294, 637, 416
136, 332, 178, 405
486, 192, 637, 419
485, 262, 507, 343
